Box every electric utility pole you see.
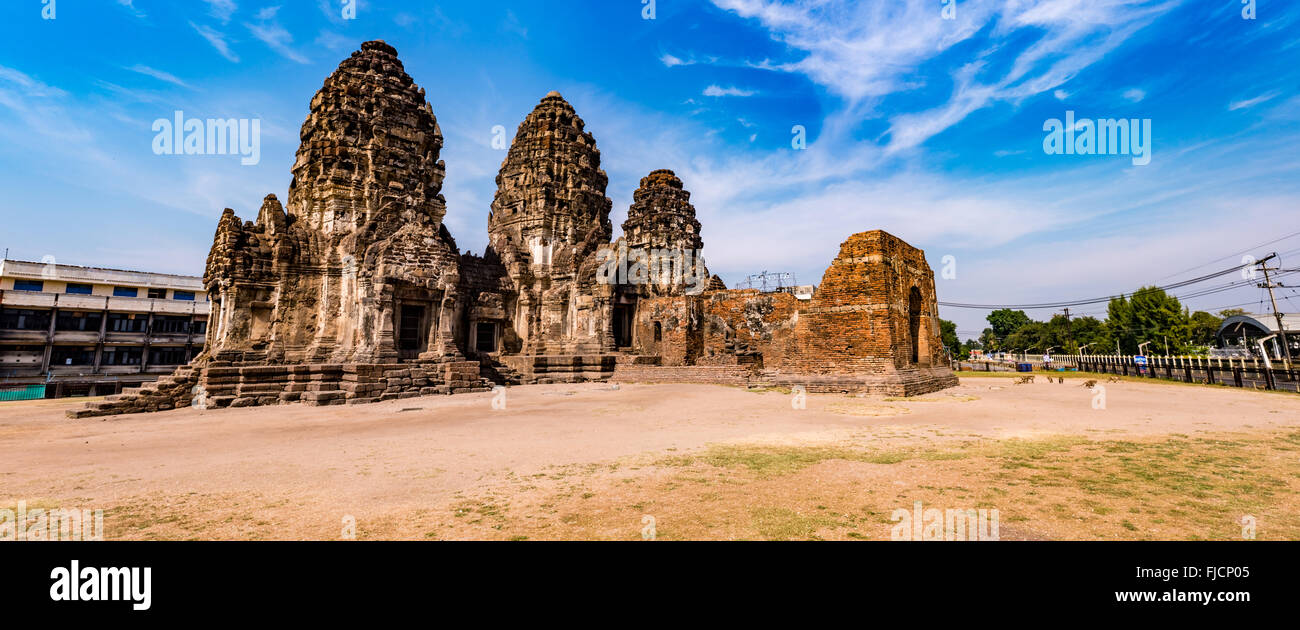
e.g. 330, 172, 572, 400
1257, 253, 1292, 367
1062, 307, 1074, 350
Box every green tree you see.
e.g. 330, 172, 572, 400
1184, 311, 1222, 349
978, 327, 1000, 352
1107, 287, 1191, 354
987, 309, 1032, 339
1067, 316, 1112, 353
939, 319, 959, 357
1003, 321, 1045, 355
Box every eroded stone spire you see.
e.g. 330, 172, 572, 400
622, 169, 703, 253
288, 39, 447, 240
488, 91, 612, 268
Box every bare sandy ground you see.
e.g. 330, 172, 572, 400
2, 375, 1297, 540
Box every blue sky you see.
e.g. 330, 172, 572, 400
1, 0, 1298, 338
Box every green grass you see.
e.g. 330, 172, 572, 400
749, 507, 841, 540
658, 445, 925, 477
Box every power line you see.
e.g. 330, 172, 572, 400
1155, 230, 1300, 281
939, 258, 1262, 310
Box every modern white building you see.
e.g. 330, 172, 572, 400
0, 259, 208, 399
1216, 313, 1300, 359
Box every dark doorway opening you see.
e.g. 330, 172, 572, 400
908, 287, 922, 364
612, 305, 633, 348
398, 304, 426, 360
475, 322, 497, 353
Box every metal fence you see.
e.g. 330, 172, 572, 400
955, 355, 1299, 393
0, 384, 48, 402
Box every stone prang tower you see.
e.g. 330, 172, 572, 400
487, 91, 613, 354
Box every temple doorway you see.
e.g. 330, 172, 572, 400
612, 305, 633, 348
908, 287, 922, 365
397, 303, 427, 360
475, 321, 498, 353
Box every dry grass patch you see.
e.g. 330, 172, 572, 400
434, 429, 1300, 541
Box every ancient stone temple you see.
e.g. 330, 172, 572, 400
487, 90, 613, 357
71, 40, 954, 419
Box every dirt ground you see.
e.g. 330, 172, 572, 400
2, 373, 1298, 540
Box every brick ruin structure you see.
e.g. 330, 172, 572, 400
70, 41, 954, 418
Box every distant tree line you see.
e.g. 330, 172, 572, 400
940, 286, 1242, 360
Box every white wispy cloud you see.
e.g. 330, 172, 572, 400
712, 0, 1176, 154
315, 31, 352, 52
504, 10, 529, 39
1229, 91, 1280, 111
703, 85, 756, 97
116, 0, 145, 18
125, 65, 190, 89
661, 53, 692, 67
1123, 87, 1146, 102
246, 8, 311, 64
203, 0, 237, 23
0, 66, 67, 99
191, 22, 240, 63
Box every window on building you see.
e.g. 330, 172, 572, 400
0, 308, 51, 331
653, 321, 662, 342
55, 311, 102, 332
149, 347, 188, 365
51, 346, 96, 366
173, 290, 195, 301
152, 315, 191, 334
147, 288, 166, 299
101, 346, 143, 366
65, 283, 93, 295
0, 345, 44, 365
191, 320, 207, 335
107, 313, 147, 333
13, 280, 43, 292
113, 287, 138, 298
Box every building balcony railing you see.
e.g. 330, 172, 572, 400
0, 292, 210, 316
